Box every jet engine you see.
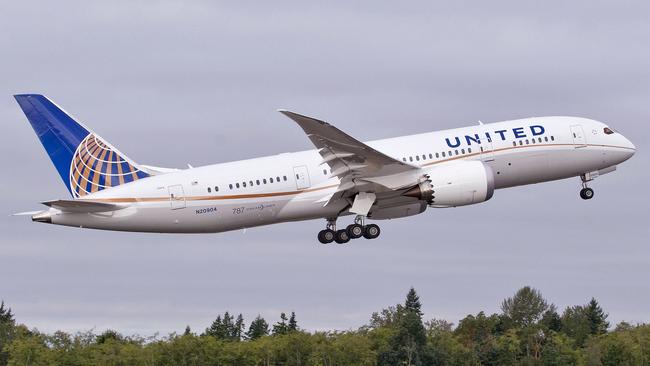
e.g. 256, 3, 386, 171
404, 161, 495, 207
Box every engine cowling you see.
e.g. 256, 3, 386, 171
404, 161, 495, 207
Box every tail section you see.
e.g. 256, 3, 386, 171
15, 94, 150, 198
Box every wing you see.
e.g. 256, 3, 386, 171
280, 110, 422, 208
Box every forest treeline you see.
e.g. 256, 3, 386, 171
1, 286, 649, 366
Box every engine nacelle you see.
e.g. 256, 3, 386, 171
404, 161, 495, 207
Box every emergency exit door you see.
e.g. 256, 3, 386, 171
293, 165, 311, 190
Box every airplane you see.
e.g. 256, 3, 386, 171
14, 94, 636, 244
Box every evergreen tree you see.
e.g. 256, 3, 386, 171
183, 325, 191, 336
379, 287, 427, 366
273, 312, 289, 335
234, 314, 245, 340
585, 298, 609, 335
246, 315, 269, 340
288, 311, 298, 332
540, 305, 562, 332
0, 301, 16, 366
205, 312, 242, 341
501, 286, 549, 327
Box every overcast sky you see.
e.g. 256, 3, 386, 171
1, 1, 649, 335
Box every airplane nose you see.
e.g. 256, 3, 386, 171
622, 135, 636, 158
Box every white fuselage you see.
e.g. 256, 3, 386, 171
44, 116, 635, 233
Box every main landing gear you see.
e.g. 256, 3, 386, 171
579, 174, 595, 200
317, 216, 381, 244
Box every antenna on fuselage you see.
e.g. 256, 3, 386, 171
478, 120, 484, 125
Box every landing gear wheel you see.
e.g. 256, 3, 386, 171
317, 229, 335, 244
363, 224, 381, 239
346, 223, 364, 239
580, 187, 594, 200
334, 229, 350, 244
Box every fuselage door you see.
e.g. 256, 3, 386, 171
570, 125, 587, 147
293, 165, 311, 190
168, 184, 186, 210
479, 137, 495, 162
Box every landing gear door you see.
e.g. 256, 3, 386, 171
168, 184, 186, 210
293, 165, 311, 190
570, 125, 587, 147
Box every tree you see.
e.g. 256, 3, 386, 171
500, 286, 549, 327
560, 305, 591, 347
183, 325, 192, 336
585, 298, 609, 335
288, 312, 298, 332
246, 315, 269, 340
205, 312, 244, 341
273, 313, 289, 336
0, 301, 16, 366
540, 305, 562, 332
379, 288, 427, 366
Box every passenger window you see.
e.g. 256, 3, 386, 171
435, 153, 439, 158
526, 139, 529, 144
276, 176, 280, 182
513, 141, 516, 146
429, 153, 433, 159
519, 140, 523, 146
455, 150, 459, 155
283, 176, 287, 181
416, 156, 420, 161
270, 178, 274, 183
236, 183, 240, 188
323, 169, 327, 175
551, 136, 555, 141
402, 157, 406, 162
409, 156, 413, 162
207, 187, 211, 193
461, 149, 465, 154
531, 139, 535, 144
448, 151, 452, 156
243, 182, 246, 187
545, 136, 549, 142
263, 179, 267, 184
422, 154, 426, 160
215, 186, 219, 192
229, 184, 233, 189
256, 180, 260, 185
442, 152, 446, 157
250, 181, 253, 187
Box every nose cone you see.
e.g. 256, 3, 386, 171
621, 134, 636, 160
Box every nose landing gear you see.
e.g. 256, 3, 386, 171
579, 174, 594, 200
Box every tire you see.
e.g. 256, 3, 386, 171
334, 229, 350, 244
318, 229, 335, 244
363, 224, 381, 239
580, 188, 594, 200
346, 223, 364, 239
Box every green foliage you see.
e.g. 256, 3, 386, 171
501, 286, 550, 328
246, 315, 269, 340
205, 311, 244, 341
0, 290, 647, 366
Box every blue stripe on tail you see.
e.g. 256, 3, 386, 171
14, 94, 90, 195
15, 94, 150, 197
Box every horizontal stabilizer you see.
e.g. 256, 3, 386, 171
42, 199, 125, 213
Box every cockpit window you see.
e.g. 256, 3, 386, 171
604, 127, 615, 135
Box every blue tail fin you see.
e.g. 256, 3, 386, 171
15, 94, 150, 198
